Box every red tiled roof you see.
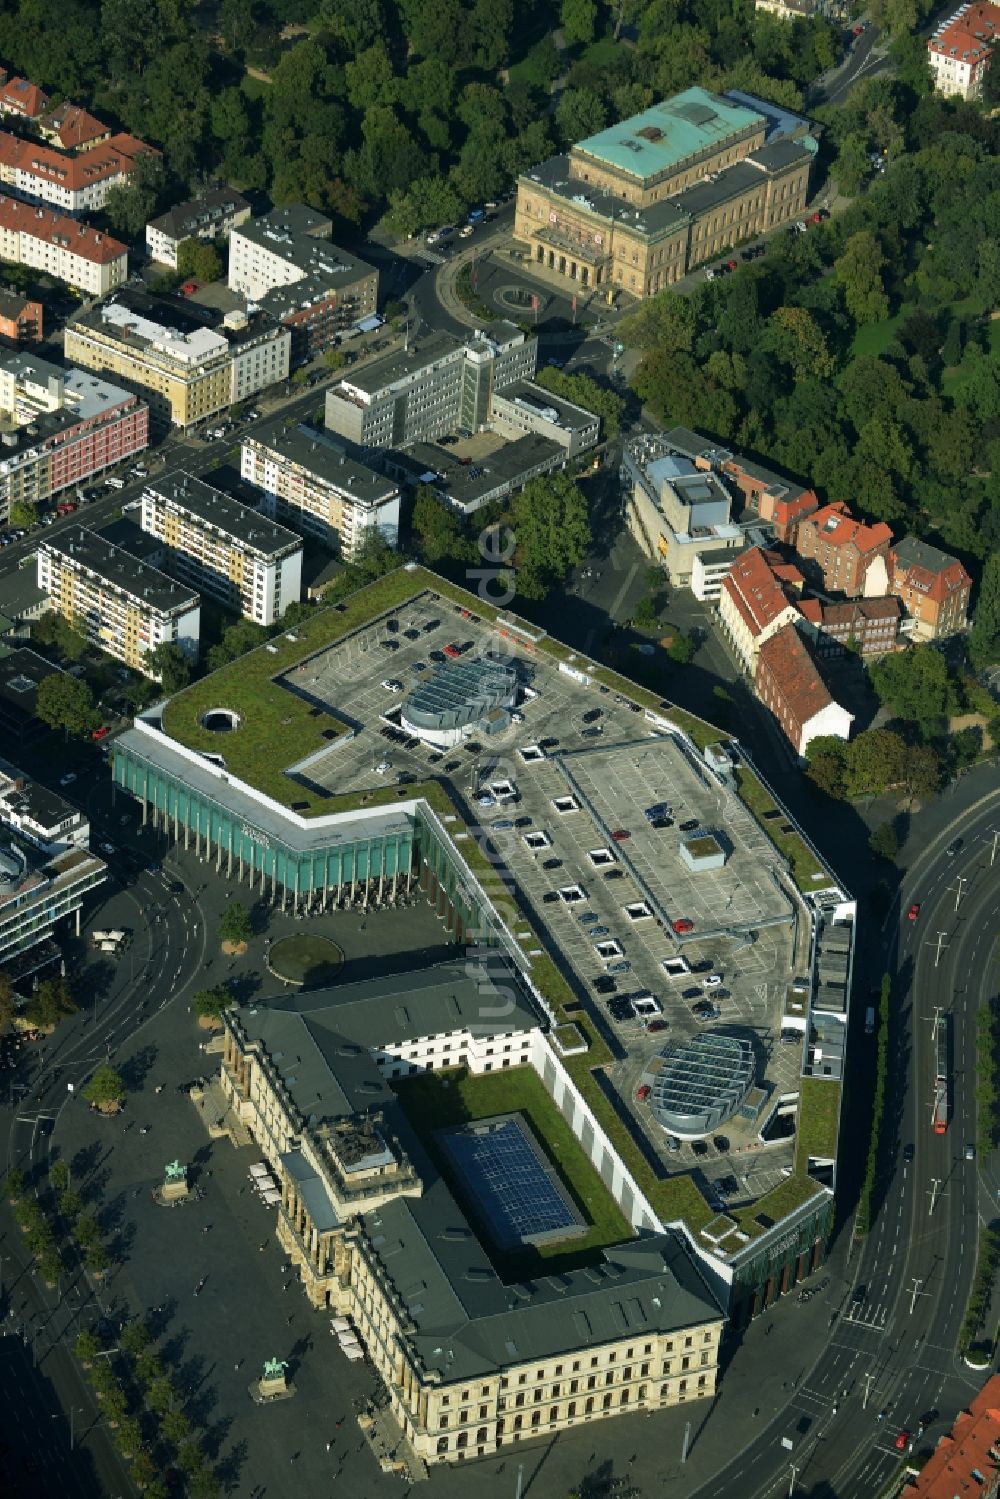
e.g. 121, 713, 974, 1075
929, 2, 1000, 62
805, 502, 893, 556
39, 103, 110, 151
797, 598, 823, 624
721, 546, 802, 637
0, 195, 126, 264
905, 1375, 1000, 1497
0, 77, 49, 118
756, 623, 836, 729
889, 536, 972, 604
0, 129, 155, 193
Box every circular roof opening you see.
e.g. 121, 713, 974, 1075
201, 709, 241, 733
649, 1033, 754, 1139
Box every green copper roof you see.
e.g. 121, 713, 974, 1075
573, 88, 764, 182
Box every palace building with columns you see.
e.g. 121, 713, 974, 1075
513, 87, 815, 299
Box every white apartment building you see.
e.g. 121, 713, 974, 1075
36, 527, 200, 675
241, 420, 401, 557
0, 196, 126, 295
0, 129, 152, 215
928, 2, 999, 96
0, 759, 90, 855
145, 187, 251, 269
139, 474, 303, 626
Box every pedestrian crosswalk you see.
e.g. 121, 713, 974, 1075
413, 248, 445, 267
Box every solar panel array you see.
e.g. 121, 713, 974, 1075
438, 1115, 583, 1250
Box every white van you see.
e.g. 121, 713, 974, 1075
105, 476, 125, 489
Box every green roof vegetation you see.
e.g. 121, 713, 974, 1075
390, 1065, 633, 1276
733, 766, 830, 894
795, 1076, 842, 1169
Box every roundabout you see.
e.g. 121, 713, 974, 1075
266, 933, 343, 988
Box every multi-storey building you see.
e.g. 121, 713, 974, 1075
796, 595, 901, 659
145, 187, 251, 269
36, 527, 200, 674
755, 622, 853, 759
325, 323, 537, 449
514, 87, 815, 299
139, 474, 302, 626
489, 381, 599, 458
228, 205, 378, 360
0, 287, 42, 346
718, 545, 805, 674
241, 419, 400, 557
660, 426, 819, 546
0, 646, 67, 746
928, 2, 1000, 98
887, 535, 972, 641
0, 757, 90, 855
623, 431, 744, 587
0, 829, 105, 975
64, 290, 290, 432
0, 129, 154, 216
219, 963, 726, 1470
37, 102, 111, 152
793, 501, 892, 599
0, 195, 126, 296
0, 72, 48, 120
904, 1374, 1000, 1498
0, 354, 148, 525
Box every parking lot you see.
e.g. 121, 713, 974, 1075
269, 591, 803, 1196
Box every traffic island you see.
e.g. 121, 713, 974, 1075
265, 934, 343, 989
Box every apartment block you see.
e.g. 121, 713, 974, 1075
755, 622, 853, 758
37, 102, 111, 152
514, 87, 815, 299
0, 129, 154, 216
0, 196, 126, 295
904, 1374, 1000, 1498
0, 353, 148, 525
64, 290, 290, 432
0, 287, 41, 345
241, 419, 400, 557
325, 322, 537, 448
794, 502, 892, 598
146, 187, 251, 269
139, 474, 302, 626
718, 545, 805, 674
888, 535, 972, 641
36, 526, 200, 674
228, 205, 377, 359
796, 595, 900, 659
928, 2, 1000, 98
623, 431, 744, 588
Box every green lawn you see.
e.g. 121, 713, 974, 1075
850, 312, 904, 360
391, 1066, 633, 1275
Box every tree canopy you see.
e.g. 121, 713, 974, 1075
36, 672, 99, 738
509, 471, 592, 600
83, 1065, 125, 1111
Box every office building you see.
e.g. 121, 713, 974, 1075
489, 380, 599, 457
0, 645, 66, 746
887, 535, 972, 641
36, 526, 200, 674
514, 87, 815, 298
0, 354, 148, 524
928, 2, 1000, 98
241, 419, 400, 556
325, 322, 537, 448
139, 474, 302, 626
64, 289, 290, 432
228, 205, 377, 359
622, 431, 744, 587
0, 828, 105, 974
659, 425, 819, 546
0, 757, 90, 855
146, 187, 251, 269
0, 196, 127, 295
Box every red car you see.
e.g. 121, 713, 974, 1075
895, 1429, 910, 1451
180, 280, 200, 296
726, 258, 737, 271
673, 917, 694, 934
611, 829, 631, 842
635, 1084, 651, 1102
443, 643, 461, 659
92, 725, 110, 741
907, 903, 921, 922
57, 501, 77, 514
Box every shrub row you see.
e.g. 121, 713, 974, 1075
855, 973, 892, 1237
